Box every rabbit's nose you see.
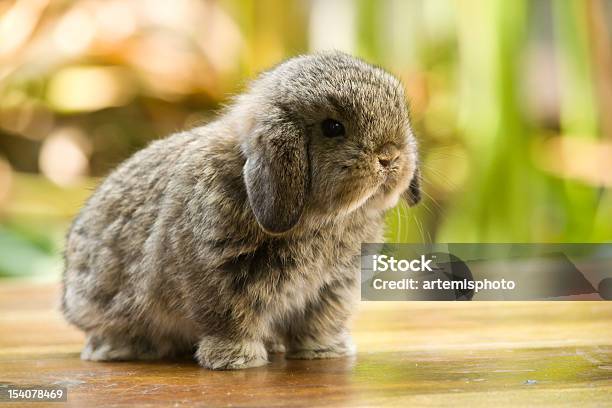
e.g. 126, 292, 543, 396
379, 157, 392, 168
378, 152, 399, 169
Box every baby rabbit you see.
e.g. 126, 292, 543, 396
62, 52, 420, 370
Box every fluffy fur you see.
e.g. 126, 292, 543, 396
62, 52, 420, 370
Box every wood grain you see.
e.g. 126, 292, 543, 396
0, 281, 611, 407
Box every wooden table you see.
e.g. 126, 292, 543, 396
0, 282, 611, 407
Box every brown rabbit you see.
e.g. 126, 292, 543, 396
62, 52, 420, 370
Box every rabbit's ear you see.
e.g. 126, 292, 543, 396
402, 167, 421, 206
243, 120, 309, 234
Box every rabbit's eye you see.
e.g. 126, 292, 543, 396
321, 119, 345, 138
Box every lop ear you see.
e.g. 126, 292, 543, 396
243, 120, 309, 234
402, 167, 421, 206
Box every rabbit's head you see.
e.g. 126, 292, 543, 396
237, 52, 420, 234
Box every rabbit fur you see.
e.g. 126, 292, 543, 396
62, 52, 420, 370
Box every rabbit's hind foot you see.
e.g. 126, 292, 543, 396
81, 333, 163, 362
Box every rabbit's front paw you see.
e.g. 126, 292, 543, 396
196, 336, 268, 370
287, 335, 356, 360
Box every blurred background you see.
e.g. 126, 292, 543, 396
0, 0, 611, 280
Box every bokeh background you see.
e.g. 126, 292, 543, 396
1, 0, 611, 280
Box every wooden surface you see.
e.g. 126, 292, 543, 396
0, 282, 611, 407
